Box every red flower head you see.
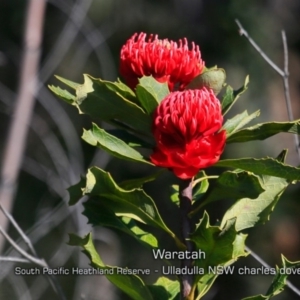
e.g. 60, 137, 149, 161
120, 32, 205, 91
150, 88, 226, 179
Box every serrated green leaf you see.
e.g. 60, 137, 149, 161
82, 198, 158, 248
223, 110, 260, 136
196, 273, 218, 300
48, 85, 76, 104
193, 171, 265, 212
242, 255, 300, 300
52, 74, 152, 135
227, 119, 300, 143
220, 175, 289, 231
216, 157, 300, 181
55, 75, 80, 89
190, 213, 248, 297
68, 233, 153, 300
222, 75, 249, 115
136, 76, 169, 114
82, 123, 152, 165
77, 75, 152, 133
148, 277, 180, 300
186, 68, 226, 95
266, 256, 300, 296
122, 217, 159, 248
67, 177, 86, 205
115, 78, 137, 103
82, 167, 185, 249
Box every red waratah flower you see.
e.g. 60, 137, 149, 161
120, 32, 205, 91
150, 88, 226, 179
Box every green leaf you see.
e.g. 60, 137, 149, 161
220, 175, 289, 231
115, 78, 137, 103
51, 74, 152, 134
190, 213, 248, 298
136, 76, 169, 114
82, 167, 185, 249
227, 119, 300, 143
222, 75, 249, 115
55, 75, 80, 89
216, 157, 300, 182
193, 171, 209, 201
193, 170, 265, 212
223, 110, 260, 136
148, 277, 180, 300
170, 185, 179, 206
196, 273, 219, 300
266, 256, 300, 296
82, 123, 153, 165
243, 296, 269, 300
68, 233, 153, 300
67, 177, 86, 205
242, 255, 300, 300
83, 198, 158, 248
105, 129, 154, 148
119, 170, 165, 190
122, 217, 159, 248
186, 68, 226, 95
48, 85, 76, 104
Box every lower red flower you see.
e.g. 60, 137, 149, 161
150, 88, 226, 179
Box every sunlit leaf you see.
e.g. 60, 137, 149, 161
216, 156, 300, 181
220, 175, 289, 231
68, 233, 153, 300
82, 123, 153, 165
227, 120, 300, 143
191, 213, 248, 298
242, 255, 300, 300
51, 74, 152, 134
193, 170, 265, 212
136, 76, 169, 114
148, 277, 180, 300
82, 167, 185, 249
223, 110, 260, 136
221, 75, 249, 115
48, 85, 75, 104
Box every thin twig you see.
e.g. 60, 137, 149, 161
236, 20, 300, 297
235, 19, 300, 162
235, 19, 284, 77
0, 226, 47, 267
245, 246, 300, 296
0, 211, 67, 300
0, 257, 31, 263
281, 31, 300, 160
0, 204, 37, 257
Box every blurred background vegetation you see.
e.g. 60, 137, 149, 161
0, 0, 300, 299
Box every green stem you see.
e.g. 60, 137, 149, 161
192, 175, 218, 188
189, 175, 219, 218
179, 178, 194, 300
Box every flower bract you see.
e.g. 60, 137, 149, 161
120, 32, 205, 91
150, 88, 226, 179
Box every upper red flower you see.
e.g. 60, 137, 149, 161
150, 88, 226, 179
120, 32, 205, 91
